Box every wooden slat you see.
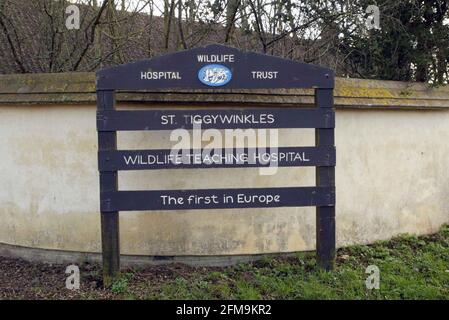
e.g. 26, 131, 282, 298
315, 88, 336, 271
97, 90, 120, 287
96, 108, 335, 131
98, 146, 336, 171
100, 186, 335, 212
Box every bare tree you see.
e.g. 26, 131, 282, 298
0, 0, 447, 84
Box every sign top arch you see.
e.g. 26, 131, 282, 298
96, 44, 334, 91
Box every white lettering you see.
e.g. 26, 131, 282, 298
140, 71, 182, 80
251, 71, 279, 79
197, 54, 235, 63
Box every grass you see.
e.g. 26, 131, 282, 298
111, 272, 134, 294
103, 224, 449, 300
4, 225, 447, 300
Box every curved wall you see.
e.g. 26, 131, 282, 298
0, 73, 448, 263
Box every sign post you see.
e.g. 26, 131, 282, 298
96, 44, 336, 286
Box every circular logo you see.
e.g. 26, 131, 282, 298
198, 64, 232, 87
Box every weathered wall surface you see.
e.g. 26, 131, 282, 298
0, 73, 448, 261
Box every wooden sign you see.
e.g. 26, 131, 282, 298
96, 44, 336, 286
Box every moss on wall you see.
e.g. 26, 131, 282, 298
0, 73, 448, 109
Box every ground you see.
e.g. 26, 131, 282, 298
1, 225, 449, 300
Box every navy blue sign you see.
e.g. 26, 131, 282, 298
96, 44, 336, 285
96, 44, 334, 90
97, 108, 334, 131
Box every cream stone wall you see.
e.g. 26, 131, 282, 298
1, 102, 448, 257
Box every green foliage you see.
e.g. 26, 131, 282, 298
337, 0, 449, 84
111, 272, 133, 294
105, 225, 449, 300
